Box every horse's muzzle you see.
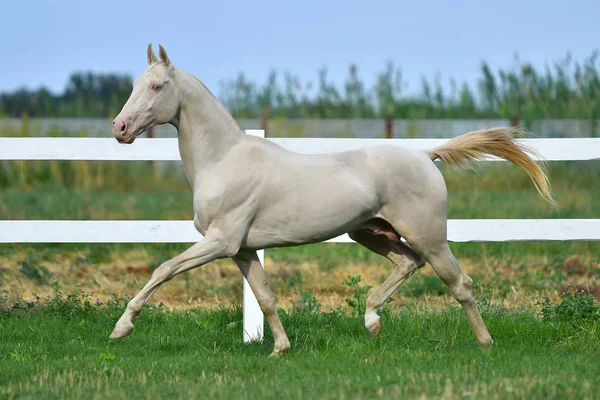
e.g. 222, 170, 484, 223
116, 134, 136, 144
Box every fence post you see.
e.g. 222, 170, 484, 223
243, 129, 266, 342
261, 109, 269, 138
385, 116, 393, 139
511, 114, 520, 128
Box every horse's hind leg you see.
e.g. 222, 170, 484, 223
422, 243, 493, 347
372, 210, 493, 346
348, 229, 426, 337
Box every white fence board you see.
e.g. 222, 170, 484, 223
0, 137, 598, 161
272, 138, 600, 161
1, 219, 598, 243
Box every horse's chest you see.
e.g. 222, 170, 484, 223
191, 177, 244, 235
192, 194, 222, 235
190, 162, 260, 236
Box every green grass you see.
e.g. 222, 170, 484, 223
1, 292, 599, 399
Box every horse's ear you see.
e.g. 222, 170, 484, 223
147, 44, 158, 65
158, 44, 171, 67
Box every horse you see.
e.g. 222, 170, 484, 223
110, 44, 554, 356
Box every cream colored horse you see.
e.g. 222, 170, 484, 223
110, 44, 553, 356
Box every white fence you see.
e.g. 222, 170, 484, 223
1, 131, 599, 342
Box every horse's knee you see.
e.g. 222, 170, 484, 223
451, 275, 475, 304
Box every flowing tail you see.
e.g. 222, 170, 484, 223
427, 127, 555, 206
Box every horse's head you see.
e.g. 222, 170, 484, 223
113, 44, 180, 144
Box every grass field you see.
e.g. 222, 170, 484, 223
1, 288, 599, 399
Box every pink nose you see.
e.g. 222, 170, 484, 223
112, 119, 128, 135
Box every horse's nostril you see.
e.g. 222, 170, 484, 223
112, 120, 115, 125
120, 121, 127, 133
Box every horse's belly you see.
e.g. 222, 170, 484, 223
244, 220, 357, 249
244, 187, 377, 249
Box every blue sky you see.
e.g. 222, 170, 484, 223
2, 0, 599, 97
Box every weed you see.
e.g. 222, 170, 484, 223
293, 291, 322, 313
539, 286, 600, 326
342, 275, 372, 316
476, 287, 506, 315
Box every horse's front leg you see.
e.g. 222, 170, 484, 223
232, 249, 290, 356
109, 230, 239, 339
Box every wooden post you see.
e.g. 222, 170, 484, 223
21, 112, 29, 136
511, 114, 520, 128
261, 109, 269, 138
385, 116, 393, 139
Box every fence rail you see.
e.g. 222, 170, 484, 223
1, 137, 599, 161
1, 132, 598, 342
1, 219, 599, 243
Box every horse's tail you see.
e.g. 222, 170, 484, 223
426, 127, 556, 206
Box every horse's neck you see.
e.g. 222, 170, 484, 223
174, 69, 244, 187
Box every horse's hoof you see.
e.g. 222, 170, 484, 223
269, 350, 290, 358
269, 344, 291, 358
368, 318, 381, 337
109, 323, 134, 339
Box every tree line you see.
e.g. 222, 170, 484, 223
0, 72, 133, 118
1, 52, 599, 122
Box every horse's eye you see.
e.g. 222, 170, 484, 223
152, 84, 162, 91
